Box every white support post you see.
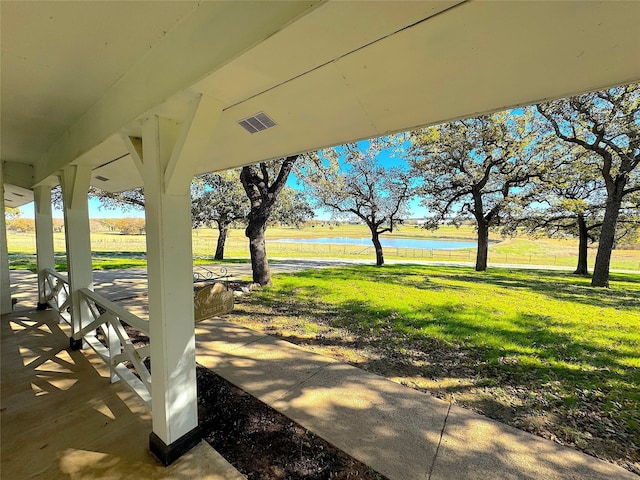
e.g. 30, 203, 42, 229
140, 115, 200, 464
128, 94, 221, 466
34, 185, 55, 309
60, 165, 93, 349
0, 163, 12, 315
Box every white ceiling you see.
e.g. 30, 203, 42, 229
2, 0, 640, 206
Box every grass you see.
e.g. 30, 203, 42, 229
230, 265, 640, 473
7, 225, 640, 272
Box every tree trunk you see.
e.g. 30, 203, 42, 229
214, 222, 229, 261
574, 214, 589, 276
371, 231, 384, 266
240, 157, 298, 287
592, 195, 623, 287
476, 220, 489, 272
246, 218, 271, 286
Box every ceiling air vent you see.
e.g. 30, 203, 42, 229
13, 192, 24, 197
95, 175, 109, 182
237, 112, 276, 134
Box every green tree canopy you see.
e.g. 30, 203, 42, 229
191, 170, 248, 260
297, 139, 413, 266
537, 83, 640, 287
409, 110, 542, 271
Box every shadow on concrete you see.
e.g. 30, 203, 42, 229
196, 319, 635, 480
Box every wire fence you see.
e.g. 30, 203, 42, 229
7, 232, 640, 272
273, 242, 640, 271
195, 238, 640, 271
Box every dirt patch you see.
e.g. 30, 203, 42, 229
197, 366, 386, 479
120, 324, 385, 479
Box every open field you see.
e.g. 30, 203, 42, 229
230, 265, 640, 474
7, 224, 640, 271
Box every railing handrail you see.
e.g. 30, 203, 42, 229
42, 268, 71, 325
78, 288, 149, 335
76, 287, 151, 408
43, 267, 68, 283
40, 268, 151, 408
193, 265, 229, 283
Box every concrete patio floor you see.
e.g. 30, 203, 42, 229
4, 268, 638, 479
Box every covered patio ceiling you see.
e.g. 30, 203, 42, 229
2, 0, 640, 207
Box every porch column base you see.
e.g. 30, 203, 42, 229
37, 302, 50, 311
69, 337, 82, 351
149, 426, 202, 466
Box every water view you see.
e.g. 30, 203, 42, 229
272, 237, 477, 250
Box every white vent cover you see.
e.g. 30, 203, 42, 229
237, 112, 276, 134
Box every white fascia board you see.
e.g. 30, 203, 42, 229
34, 1, 322, 185
2, 161, 34, 190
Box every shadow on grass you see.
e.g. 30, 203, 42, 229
92, 250, 146, 258
236, 264, 640, 466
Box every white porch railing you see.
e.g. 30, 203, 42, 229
42, 268, 71, 325
76, 289, 151, 408
41, 269, 152, 409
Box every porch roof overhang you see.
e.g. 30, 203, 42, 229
2, 0, 640, 206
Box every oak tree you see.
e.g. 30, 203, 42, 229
409, 111, 540, 271
240, 156, 298, 286
191, 170, 248, 260
537, 84, 640, 287
298, 140, 412, 266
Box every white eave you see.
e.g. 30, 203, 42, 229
2, 1, 639, 204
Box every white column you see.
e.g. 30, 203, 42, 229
125, 94, 221, 465
34, 185, 56, 309
0, 163, 12, 315
140, 115, 200, 464
60, 165, 93, 348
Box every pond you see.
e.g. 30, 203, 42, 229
271, 237, 477, 250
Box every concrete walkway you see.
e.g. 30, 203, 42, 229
196, 318, 636, 480
7, 268, 639, 479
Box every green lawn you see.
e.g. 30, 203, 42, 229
231, 265, 640, 472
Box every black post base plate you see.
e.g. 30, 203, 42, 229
69, 337, 82, 351
149, 426, 202, 466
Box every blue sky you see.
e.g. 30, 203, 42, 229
19, 197, 145, 220
18, 139, 430, 221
